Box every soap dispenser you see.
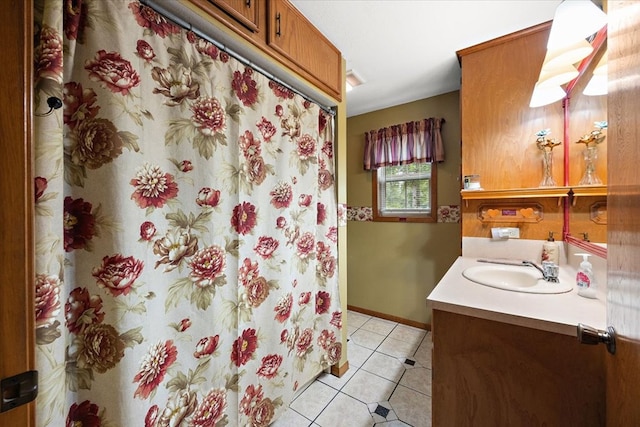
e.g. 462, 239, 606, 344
542, 231, 559, 265
576, 253, 597, 298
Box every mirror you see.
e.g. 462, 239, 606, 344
566, 31, 607, 246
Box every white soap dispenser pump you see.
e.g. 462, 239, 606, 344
576, 253, 596, 298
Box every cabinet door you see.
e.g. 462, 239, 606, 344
211, 0, 260, 33
268, 0, 342, 100
458, 23, 561, 191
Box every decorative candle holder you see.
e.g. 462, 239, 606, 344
576, 121, 607, 186
535, 129, 561, 187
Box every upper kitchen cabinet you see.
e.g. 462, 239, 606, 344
189, 0, 343, 101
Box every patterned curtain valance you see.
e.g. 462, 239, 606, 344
363, 117, 445, 170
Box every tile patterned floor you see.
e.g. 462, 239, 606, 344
272, 310, 433, 427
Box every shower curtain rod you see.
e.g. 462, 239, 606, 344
141, 0, 336, 116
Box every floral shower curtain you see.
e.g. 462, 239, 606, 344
33, 1, 341, 425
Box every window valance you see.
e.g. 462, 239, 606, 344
363, 117, 445, 170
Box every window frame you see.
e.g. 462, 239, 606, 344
372, 162, 437, 223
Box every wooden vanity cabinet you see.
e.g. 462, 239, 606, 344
432, 310, 605, 426
189, 0, 343, 101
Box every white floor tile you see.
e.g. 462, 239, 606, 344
350, 328, 386, 350
376, 335, 420, 359
292, 375, 316, 401
399, 367, 432, 396
374, 420, 413, 426
348, 324, 359, 337
290, 381, 338, 421
389, 384, 432, 427
360, 317, 397, 336
361, 352, 405, 383
315, 392, 375, 427
388, 324, 427, 346
316, 367, 357, 390
347, 311, 371, 328
271, 408, 312, 426
348, 341, 374, 368
412, 339, 433, 368
342, 369, 396, 404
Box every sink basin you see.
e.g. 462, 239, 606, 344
462, 264, 573, 294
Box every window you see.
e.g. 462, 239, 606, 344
372, 162, 437, 223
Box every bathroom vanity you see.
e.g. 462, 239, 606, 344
427, 256, 606, 426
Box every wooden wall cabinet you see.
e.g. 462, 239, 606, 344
189, 0, 343, 101
457, 22, 607, 243
432, 310, 605, 426
267, 0, 342, 100
211, 0, 260, 33
458, 22, 561, 193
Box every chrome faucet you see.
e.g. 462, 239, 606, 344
523, 260, 560, 283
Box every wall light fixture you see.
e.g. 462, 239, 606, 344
530, 0, 607, 107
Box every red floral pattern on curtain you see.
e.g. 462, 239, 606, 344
33, 1, 341, 426
363, 117, 445, 170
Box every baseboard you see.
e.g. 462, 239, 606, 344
330, 360, 349, 377
347, 305, 431, 331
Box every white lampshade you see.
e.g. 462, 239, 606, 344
537, 62, 580, 87
583, 74, 607, 96
583, 51, 608, 96
530, 83, 566, 108
542, 38, 594, 70
592, 51, 608, 75
547, 0, 607, 51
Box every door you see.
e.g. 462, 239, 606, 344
0, 0, 35, 425
606, 1, 640, 425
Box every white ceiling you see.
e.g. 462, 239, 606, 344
290, 0, 562, 117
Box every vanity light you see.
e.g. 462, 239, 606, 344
541, 38, 594, 71
530, 0, 607, 107
583, 51, 608, 96
345, 69, 364, 92
529, 83, 566, 108
546, 0, 607, 51
537, 62, 580, 88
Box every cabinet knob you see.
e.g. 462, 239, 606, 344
275, 12, 281, 37
577, 323, 616, 354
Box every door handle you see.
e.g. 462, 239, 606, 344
577, 323, 616, 355
1, 370, 38, 413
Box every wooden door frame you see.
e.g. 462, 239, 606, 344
0, 0, 36, 425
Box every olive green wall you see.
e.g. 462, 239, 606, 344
346, 91, 461, 326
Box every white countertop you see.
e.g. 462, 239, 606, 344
427, 256, 607, 336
